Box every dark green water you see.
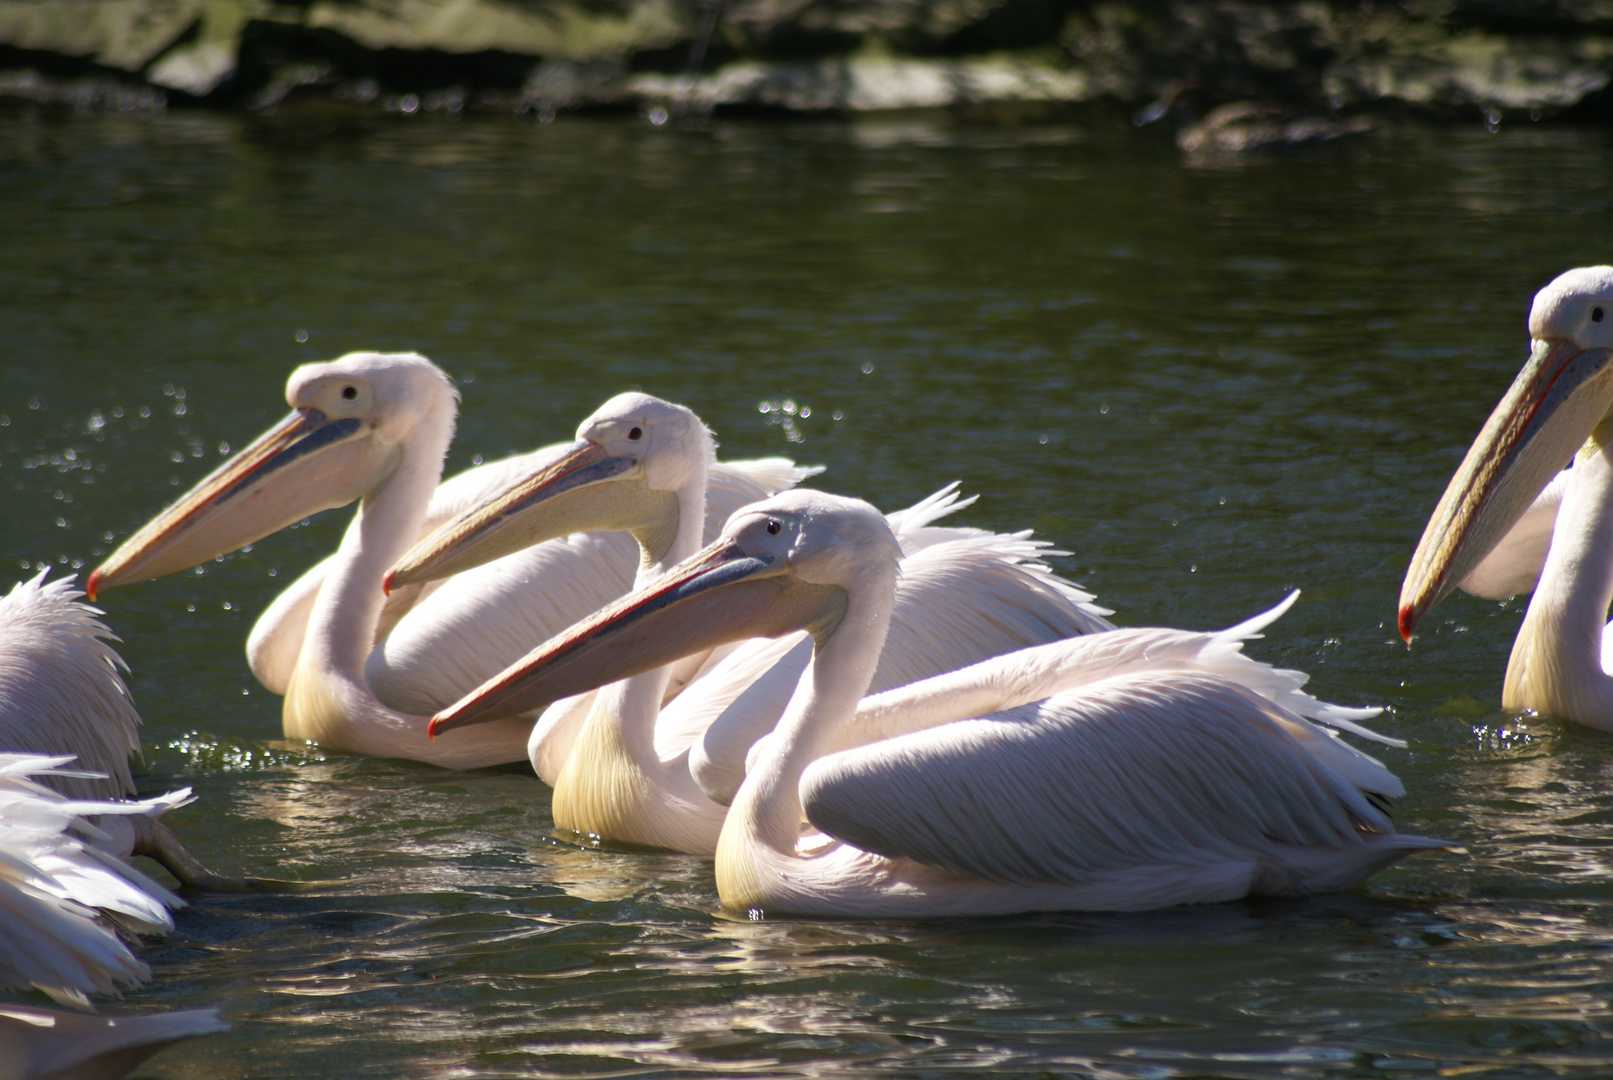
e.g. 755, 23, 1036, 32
4, 104, 1613, 1078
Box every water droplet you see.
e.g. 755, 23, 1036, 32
1098, 403, 1109, 414
1038, 434, 1048, 444
295, 329, 308, 343
219, 442, 230, 455
648, 107, 668, 126
861, 362, 874, 374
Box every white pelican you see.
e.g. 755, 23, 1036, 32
0, 754, 227, 1079
1401, 267, 1613, 728
431, 491, 1441, 917
0, 571, 227, 887
398, 394, 1113, 854
87, 353, 809, 767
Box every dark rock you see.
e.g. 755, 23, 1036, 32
1177, 99, 1370, 153
1, 0, 1611, 125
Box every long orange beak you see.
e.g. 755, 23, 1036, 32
1399, 337, 1613, 639
427, 538, 845, 737
88, 407, 382, 599
385, 438, 639, 593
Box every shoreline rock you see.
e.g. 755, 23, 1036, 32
1, 1, 1610, 138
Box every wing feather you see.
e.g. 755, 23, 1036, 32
803, 674, 1390, 887
0, 573, 141, 800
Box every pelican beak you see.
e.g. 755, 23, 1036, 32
88, 407, 396, 599
385, 438, 640, 592
1399, 337, 1613, 639
428, 538, 847, 736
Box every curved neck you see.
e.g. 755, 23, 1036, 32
631, 460, 710, 577
298, 403, 454, 706
559, 459, 711, 773
551, 458, 713, 839
1506, 419, 1613, 722
731, 569, 896, 852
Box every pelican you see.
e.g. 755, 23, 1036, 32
395, 393, 1112, 854
87, 353, 811, 767
431, 492, 1441, 916
0, 571, 227, 887
1400, 267, 1613, 728
0, 754, 227, 1079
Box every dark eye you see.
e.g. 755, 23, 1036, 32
765, 519, 781, 535
342, 386, 357, 400
1594, 307, 1605, 324
628, 426, 643, 441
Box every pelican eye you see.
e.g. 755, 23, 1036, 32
628, 426, 643, 440
1594, 307, 1605, 324
765, 519, 781, 535
341, 386, 357, 400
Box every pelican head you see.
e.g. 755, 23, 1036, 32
385, 392, 715, 592
1399, 267, 1613, 639
428, 490, 898, 737
88, 352, 455, 599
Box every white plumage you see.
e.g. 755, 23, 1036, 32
1401, 267, 1613, 729
419, 395, 1112, 855
0, 573, 141, 801
441, 490, 1443, 917
0, 755, 184, 1005
89, 355, 812, 767
0, 759, 225, 1080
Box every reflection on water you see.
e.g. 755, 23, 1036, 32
5, 105, 1613, 1076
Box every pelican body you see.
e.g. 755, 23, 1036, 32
399, 393, 1112, 855
87, 354, 808, 767
432, 491, 1441, 917
1401, 267, 1613, 729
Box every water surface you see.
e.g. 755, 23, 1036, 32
3, 104, 1613, 1078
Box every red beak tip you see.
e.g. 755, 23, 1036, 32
1396, 605, 1416, 643
426, 717, 442, 740
85, 570, 102, 602
381, 570, 395, 597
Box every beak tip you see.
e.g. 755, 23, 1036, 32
85, 569, 103, 602
1397, 602, 1417, 643
381, 569, 395, 597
